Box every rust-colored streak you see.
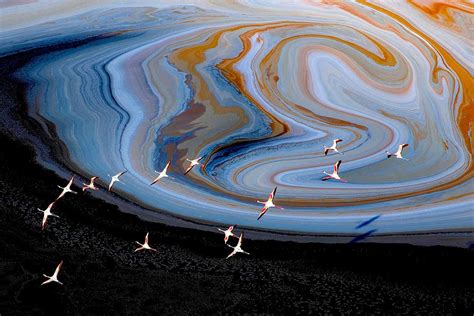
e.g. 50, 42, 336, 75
217, 22, 315, 137
168, 12, 472, 206
258, 32, 398, 129
408, 0, 474, 26
168, 22, 297, 181
359, 0, 473, 163
218, 23, 389, 133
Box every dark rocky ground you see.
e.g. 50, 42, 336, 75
1, 131, 473, 315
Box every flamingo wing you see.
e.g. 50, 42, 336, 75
112, 171, 127, 179
257, 207, 268, 220
54, 261, 63, 276
238, 233, 243, 247
41, 214, 48, 230
184, 165, 193, 175
334, 160, 342, 173
226, 248, 237, 259
150, 177, 160, 185
400, 143, 409, 153
270, 187, 277, 200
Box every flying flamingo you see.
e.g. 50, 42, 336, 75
41, 261, 63, 286
108, 171, 127, 192
322, 160, 347, 182
217, 225, 236, 244
150, 161, 171, 185
184, 157, 202, 175
56, 176, 77, 201
386, 143, 409, 160
134, 232, 157, 252
226, 233, 249, 259
37, 201, 59, 230
324, 139, 343, 156
82, 176, 99, 192
257, 187, 283, 220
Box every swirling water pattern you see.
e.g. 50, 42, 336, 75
1, 1, 473, 245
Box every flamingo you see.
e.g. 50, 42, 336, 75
41, 261, 63, 286
150, 161, 171, 185
322, 160, 347, 182
37, 201, 59, 230
135, 232, 157, 252
56, 176, 77, 201
217, 225, 236, 244
82, 176, 99, 192
108, 171, 127, 192
257, 187, 283, 220
324, 138, 343, 156
386, 143, 409, 160
184, 157, 202, 175
226, 233, 249, 259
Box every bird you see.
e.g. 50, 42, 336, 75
108, 171, 127, 192
41, 260, 63, 286
386, 143, 409, 160
82, 176, 99, 192
217, 225, 236, 244
56, 176, 77, 201
257, 187, 283, 220
324, 138, 343, 156
226, 233, 249, 259
134, 232, 157, 252
322, 160, 347, 182
150, 161, 171, 185
37, 201, 59, 230
184, 157, 202, 175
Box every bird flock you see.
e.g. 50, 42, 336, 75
38, 140, 410, 285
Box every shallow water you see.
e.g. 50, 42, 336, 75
1, 1, 473, 242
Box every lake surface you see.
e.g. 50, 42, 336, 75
1, 1, 472, 244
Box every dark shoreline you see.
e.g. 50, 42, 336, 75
1, 129, 474, 314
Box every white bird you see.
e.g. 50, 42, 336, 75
226, 233, 249, 259
322, 160, 347, 182
56, 176, 77, 201
184, 157, 202, 175
257, 187, 283, 220
324, 138, 343, 156
41, 260, 63, 286
37, 201, 59, 231
108, 171, 127, 192
134, 232, 157, 252
217, 225, 236, 244
150, 161, 171, 185
386, 143, 409, 160
82, 176, 99, 192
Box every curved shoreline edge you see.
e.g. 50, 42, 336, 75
0, 19, 474, 248
0, 28, 472, 248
